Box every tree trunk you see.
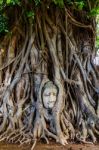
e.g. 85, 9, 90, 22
0, 2, 99, 149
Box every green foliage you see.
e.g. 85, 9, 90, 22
96, 15, 99, 50
26, 10, 35, 20
6, 0, 21, 5
0, 0, 3, 5
0, 0, 98, 36
74, 1, 85, 10
0, 14, 8, 34
66, 0, 85, 10
66, 0, 85, 7
96, 38, 99, 50
0, 0, 20, 35
0, 0, 20, 5
34, 0, 41, 6
0, 0, 21, 11
89, 7, 99, 16
53, 0, 64, 8
65, 0, 99, 16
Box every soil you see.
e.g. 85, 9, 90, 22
0, 142, 99, 150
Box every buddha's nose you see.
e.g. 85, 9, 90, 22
49, 94, 54, 101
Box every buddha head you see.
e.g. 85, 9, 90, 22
42, 81, 58, 109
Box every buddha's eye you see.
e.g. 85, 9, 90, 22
53, 93, 56, 96
44, 93, 50, 96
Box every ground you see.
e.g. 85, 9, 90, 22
0, 142, 99, 150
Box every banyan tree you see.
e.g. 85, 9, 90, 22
0, 0, 99, 149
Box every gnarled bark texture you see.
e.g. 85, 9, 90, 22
0, 1, 99, 149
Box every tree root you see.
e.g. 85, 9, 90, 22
0, 5, 98, 149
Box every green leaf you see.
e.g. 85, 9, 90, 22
26, 11, 35, 19
34, 0, 41, 6
6, 0, 11, 4
74, 1, 84, 10
0, 0, 3, 5
89, 7, 99, 16
53, 0, 64, 8
4, 29, 9, 32
0, 14, 8, 34
6, 0, 21, 5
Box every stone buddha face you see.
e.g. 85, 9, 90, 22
42, 81, 57, 109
